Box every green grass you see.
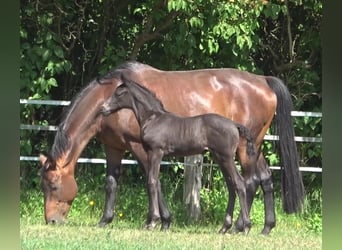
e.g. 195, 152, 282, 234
21, 208, 321, 250
20, 218, 321, 250
20, 170, 322, 249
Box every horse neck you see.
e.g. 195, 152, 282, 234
67, 117, 102, 167
52, 82, 111, 169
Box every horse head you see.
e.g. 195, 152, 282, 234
39, 152, 78, 224
37, 73, 124, 224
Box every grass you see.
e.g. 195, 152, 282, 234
20, 169, 322, 249
21, 212, 321, 250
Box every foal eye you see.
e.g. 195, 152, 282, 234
116, 90, 126, 97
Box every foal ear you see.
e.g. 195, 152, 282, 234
120, 73, 130, 84
39, 152, 56, 171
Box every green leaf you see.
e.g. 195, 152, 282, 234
30, 93, 41, 99
42, 49, 51, 61
189, 16, 203, 28
54, 46, 64, 59
47, 78, 57, 87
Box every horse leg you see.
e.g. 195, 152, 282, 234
130, 143, 172, 231
145, 149, 163, 230
98, 147, 124, 227
257, 154, 276, 235
234, 153, 276, 235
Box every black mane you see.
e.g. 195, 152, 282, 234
126, 78, 167, 114
98, 61, 146, 82
50, 80, 98, 159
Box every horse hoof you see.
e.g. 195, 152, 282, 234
234, 225, 244, 234
98, 222, 106, 228
144, 225, 154, 230
160, 221, 171, 231
261, 227, 272, 235
144, 221, 158, 230
243, 227, 251, 236
98, 218, 113, 228
219, 225, 232, 234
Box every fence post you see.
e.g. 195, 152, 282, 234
183, 154, 203, 221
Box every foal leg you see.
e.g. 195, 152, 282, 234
145, 149, 163, 230
234, 147, 260, 233
99, 147, 124, 227
157, 183, 172, 231
218, 175, 236, 234
220, 157, 251, 235
132, 144, 172, 231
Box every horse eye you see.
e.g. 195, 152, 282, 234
46, 182, 59, 191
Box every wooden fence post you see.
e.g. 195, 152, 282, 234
183, 154, 203, 221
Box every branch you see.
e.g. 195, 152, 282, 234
129, 8, 179, 60
274, 60, 310, 73
285, 0, 295, 61
260, 42, 279, 62
54, 1, 86, 55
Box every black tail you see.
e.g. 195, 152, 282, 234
236, 124, 256, 157
266, 76, 305, 214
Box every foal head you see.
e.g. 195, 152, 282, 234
102, 82, 132, 115
102, 75, 166, 116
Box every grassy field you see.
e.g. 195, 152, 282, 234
20, 215, 321, 250
20, 169, 322, 249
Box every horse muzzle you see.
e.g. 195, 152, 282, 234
45, 215, 66, 225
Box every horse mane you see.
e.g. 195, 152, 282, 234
50, 80, 99, 159
50, 63, 131, 160
99, 61, 151, 81
50, 61, 154, 160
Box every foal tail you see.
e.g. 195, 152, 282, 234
235, 124, 256, 157
266, 76, 305, 214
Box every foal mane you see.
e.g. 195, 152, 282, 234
126, 78, 167, 114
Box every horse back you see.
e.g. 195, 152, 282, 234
100, 62, 277, 149
127, 65, 276, 138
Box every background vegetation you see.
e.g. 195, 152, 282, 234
20, 0, 322, 244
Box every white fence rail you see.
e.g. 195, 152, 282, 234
20, 99, 322, 172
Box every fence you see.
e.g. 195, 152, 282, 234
20, 99, 322, 173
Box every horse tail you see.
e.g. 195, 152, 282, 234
266, 76, 305, 214
236, 123, 256, 157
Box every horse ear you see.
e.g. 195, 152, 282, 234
39, 152, 56, 171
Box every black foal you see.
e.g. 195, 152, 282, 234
101, 76, 257, 234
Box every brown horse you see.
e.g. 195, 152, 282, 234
39, 61, 304, 235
